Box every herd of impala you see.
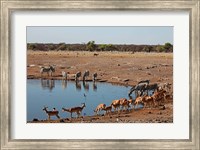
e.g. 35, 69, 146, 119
42, 88, 171, 120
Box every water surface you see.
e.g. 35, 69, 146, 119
27, 79, 134, 121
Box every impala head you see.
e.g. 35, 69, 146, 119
62, 107, 66, 112
43, 106, 48, 111
81, 103, 86, 108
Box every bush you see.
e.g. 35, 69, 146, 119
164, 42, 173, 52
86, 41, 96, 51
27, 43, 36, 50
156, 45, 165, 52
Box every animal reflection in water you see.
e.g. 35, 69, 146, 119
83, 81, 89, 91
62, 80, 67, 89
75, 81, 81, 91
93, 81, 97, 91
61, 80, 98, 92
40, 79, 55, 91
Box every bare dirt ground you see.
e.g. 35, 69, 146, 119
27, 50, 173, 123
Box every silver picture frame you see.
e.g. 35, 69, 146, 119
0, 0, 199, 149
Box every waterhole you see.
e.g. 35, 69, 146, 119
27, 79, 140, 121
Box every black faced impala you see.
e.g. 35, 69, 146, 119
43, 106, 60, 120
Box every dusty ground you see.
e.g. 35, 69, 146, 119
27, 50, 173, 123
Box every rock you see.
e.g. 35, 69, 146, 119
111, 76, 120, 80
60, 119, 65, 123
122, 79, 129, 82
32, 118, 39, 121
160, 105, 166, 110
27, 64, 35, 67
59, 66, 65, 69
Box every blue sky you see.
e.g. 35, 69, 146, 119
27, 26, 173, 45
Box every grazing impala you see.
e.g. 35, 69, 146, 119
94, 103, 106, 115
152, 90, 166, 106
119, 98, 129, 111
128, 99, 134, 109
134, 96, 144, 108
142, 96, 155, 108
121, 100, 130, 111
102, 105, 112, 115
111, 99, 121, 112
62, 103, 86, 118
43, 106, 60, 120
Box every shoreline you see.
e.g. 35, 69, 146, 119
27, 76, 133, 87
28, 101, 173, 123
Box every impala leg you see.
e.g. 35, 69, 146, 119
56, 114, 60, 119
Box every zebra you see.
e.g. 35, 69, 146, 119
40, 65, 55, 77
62, 71, 67, 80
138, 80, 150, 85
93, 72, 97, 81
75, 71, 82, 81
83, 70, 89, 81
128, 79, 150, 96
129, 82, 160, 97
128, 83, 147, 97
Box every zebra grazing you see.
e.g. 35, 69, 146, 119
129, 80, 150, 96
62, 71, 67, 80
93, 72, 97, 81
128, 83, 147, 97
83, 70, 89, 81
146, 83, 158, 92
75, 71, 81, 81
40, 65, 55, 77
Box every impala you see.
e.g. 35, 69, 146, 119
102, 105, 112, 115
94, 103, 106, 115
62, 103, 86, 118
43, 106, 60, 120
111, 99, 121, 112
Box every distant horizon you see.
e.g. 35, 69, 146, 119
27, 26, 173, 45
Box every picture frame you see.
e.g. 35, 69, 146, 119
0, 0, 199, 149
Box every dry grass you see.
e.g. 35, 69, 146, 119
28, 50, 173, 58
